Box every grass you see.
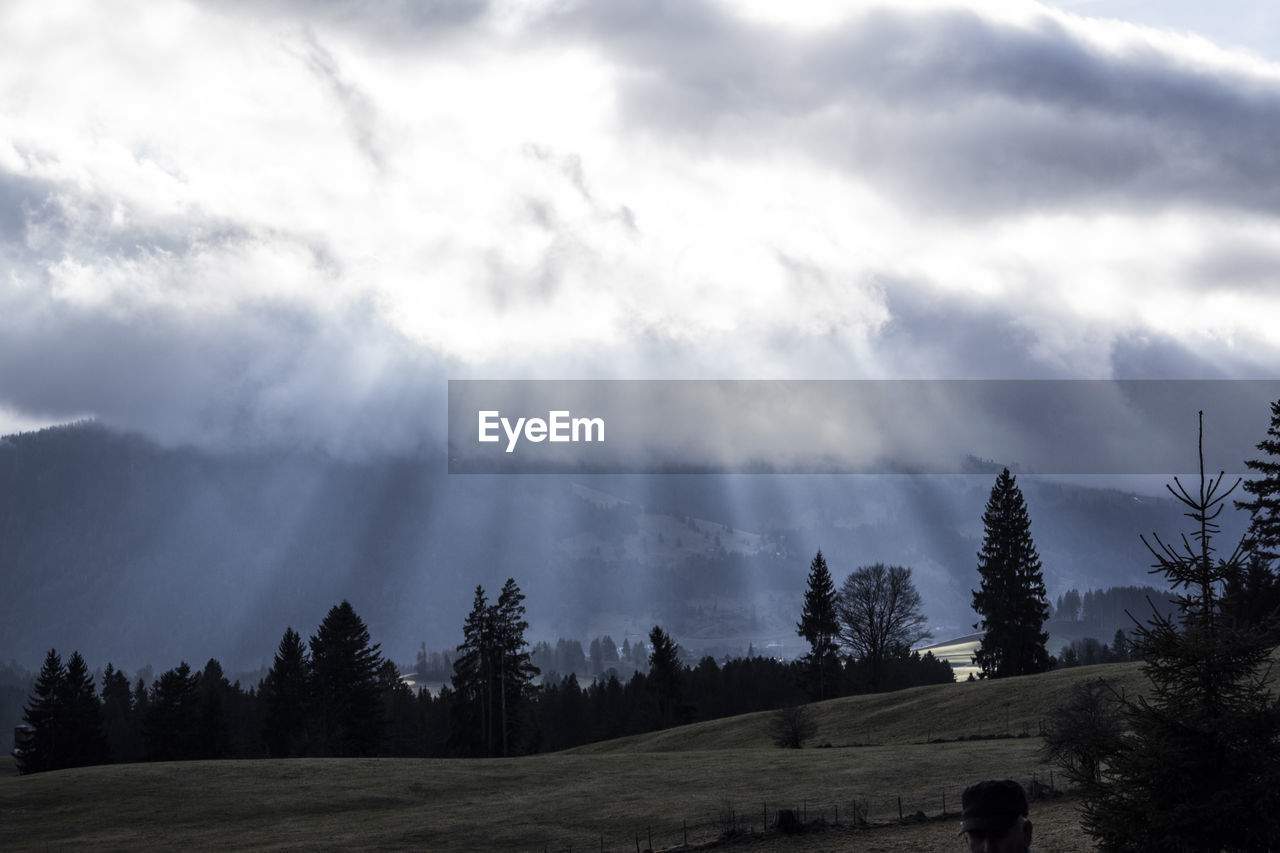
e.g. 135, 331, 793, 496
0, 662, 1145, 851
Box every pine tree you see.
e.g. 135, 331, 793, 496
646, 625, 684, 729
19, 649, 66, 773
971, 468, 1051, 678
61, 651, 107, 767
145, 662, 199, 761
492, 578, 539, 757
101, 663, 137, 763
451, 585, 494, 756
262, 627, 310, 757
1079, 412, 1280, 851
195, 658, 232, 760
18, 649, 107, 772
308, 601, 386, 757
1226, 397, 1280, 635
796, 550, 842, 700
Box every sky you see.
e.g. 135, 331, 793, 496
2, 0, 1280, 455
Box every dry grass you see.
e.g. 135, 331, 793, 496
572, 660, 1148, 753
0, 663, 1140, 851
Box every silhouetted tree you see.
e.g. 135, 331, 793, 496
262, 627, 309, 757
101, 663, 138, 763
646, 625, 684, 729
1226, 398, 1280, 636
837, 563, 932, 692
194, 658, 233, 760
18, 650, 65, 773
18, 650, 108, 772
1238, 398, 1280, 567
796, 550, 841, 700
378, 659, 420, 756
61, 651, 106, 767
492, 578, 539, 756
308, 601, 385, 757
451, 586, 494, 756
1080, 413, 1280, 851
145, 662, 199, 761
972, 468, 1051, 678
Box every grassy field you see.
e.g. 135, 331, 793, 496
0, 662, 1143, 851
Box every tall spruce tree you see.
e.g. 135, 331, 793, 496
646, 625, 684, 729
451, 585, 494, 756
145, 662, 200, 761
1238, 398, 1280, 565
262, 627, 310, 757
308, 601, 386, 757
1226, 397, 1280, 634
971, 468, 1051, 678
492, 578, 539, 757
101, 663, 137, 763
1079, 412, 1280, 851
19, 649, 66, 773
796, 550, 842, 700
19, 649, 107, 772
61, 651, 107, 767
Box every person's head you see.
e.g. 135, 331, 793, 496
959, 779, 1033, 853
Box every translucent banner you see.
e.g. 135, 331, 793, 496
447, 380, 1280, 475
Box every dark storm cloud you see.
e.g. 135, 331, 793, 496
544, 1, 1280, 217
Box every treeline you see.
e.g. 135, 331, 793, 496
1052, 585, 1177, 631
16, 582, 953, 774
1056, 632, 1132, 668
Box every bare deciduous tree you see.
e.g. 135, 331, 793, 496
837, 563, 932, 692
768, 704, 818, 749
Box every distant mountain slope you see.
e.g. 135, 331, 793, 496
0, 423, 1236, 672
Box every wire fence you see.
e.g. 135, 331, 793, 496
532, 770, 1061, 853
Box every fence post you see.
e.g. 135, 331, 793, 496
683, 819, 687, 847
942, 790, 946, 816
634, 833, 639, 853
898, 796, 903, 821
763, 801, 767, 829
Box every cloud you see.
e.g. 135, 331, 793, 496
0, 270, 450, 455
545, 1, 1280, 217
1, 0, 1278, 453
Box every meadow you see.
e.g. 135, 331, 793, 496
0, 661, 1145, 851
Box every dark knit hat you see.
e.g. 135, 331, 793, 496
960, 779, 1029, 834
